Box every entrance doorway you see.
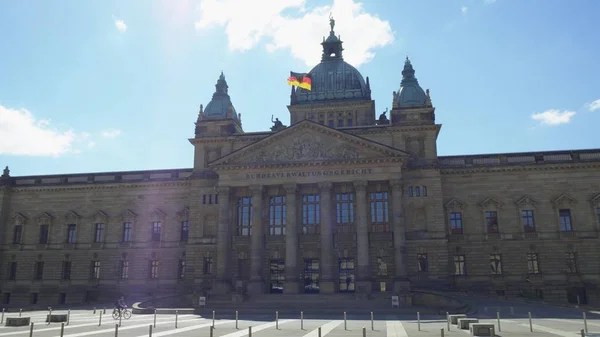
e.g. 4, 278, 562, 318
304, 259, 320, 293
269, 259, 285, 293
339, 258, 355, 293
567, 287, 587, 305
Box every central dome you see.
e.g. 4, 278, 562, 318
292, 17, 371, 105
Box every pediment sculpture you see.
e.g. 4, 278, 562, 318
249, 134, 360, 163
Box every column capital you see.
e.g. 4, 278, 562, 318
217, 185, 231, 194
390, 179, 403, 191
353, 180, 368, 192
283, 183, 297, 195
318, 181, 333, 192
249, 185, 263, 196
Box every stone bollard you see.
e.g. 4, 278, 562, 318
153, 309, 157, 328
276, 311, 279, 330
149, 325, 153, 337
99, 312, 102, 327
94, 307, 96, 314
417, 312, 421, 331
301, 311, 304, 330
48, 308, 51, 325
249, 326, 252, 337
1, 308, 4, 323
67, 309, 71, 326
19, 308, 22, 317
528, 312, 533, 332
119, 311, 122, 327
371, 312, 374, 331
497, 312, 501, 332
175, 310, 178, 329
584, 312, 588, 333
235, 310, 239, 329
441, 328, 444, 337
60, 322, 65, 337
210, 325, 214, 337
29, 322, 34, 337
212, 310, 215, 327
581, 329, 585, 337
114, 323, 119, 337
363, 327, 367, 337
318, 326, 322, 337
344, 312, 347, 330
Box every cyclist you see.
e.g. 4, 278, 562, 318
114, 296, 127, 315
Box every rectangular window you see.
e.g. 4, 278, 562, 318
454, 255, 466, 275
12, 225, 22, 244
347, 119, 353, 127
8, 262, 17, 280
202, 195, 206, 204
94, 223, 104, 243
269, 195, 287, 235
34, 261, 44, 280
328, 120, 334, 128
415, 187, 421, 197
423, 186, 428, 197
237, 197, 253, 236
90, 260, 100, 279
376, 257, 388, 276
527, 253, 540, 274
66, 224, 77, 243
30, 293, 38, 305
339, 258, 355, 293
209, 195, 212, 204
61, 261, 71, 280
180, 221, 189, 241
566, 252, 578, 274
39, 225, 49, 244
485, 211, 499, 234
337, 119, 344, 128
203, 257, 213, 275
559, 209, 573, 231
269, 259, 285, 293
417, 254, 428, 272
122, 222, 133, 242
370, 192, 389, 231
120, 260, 129, 279
151, 222, 162, 241
149, 260, 159, 279
215, 194, 219, 204
490, 254, 503, 275
302, 194, 320, 234
521, 210, 536, 232
450, 212, 463, 234
179, 259, 186, 279
336, 193, 355, 224
408, 187, 413, 197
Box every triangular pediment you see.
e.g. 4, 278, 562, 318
65, 210, 81, 223
553, 193, 576, 207
12, 212, 28, 225
479, 197, 502, 209
150, 208, 166, 221
92, 210, 109, 222
37, 212, 54, 225
121, 209, 138, 221
516, 196, 536, 208
445, 198, 465, 210
210, 120, 408, 168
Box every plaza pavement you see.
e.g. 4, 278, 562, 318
0, 302, 598, 337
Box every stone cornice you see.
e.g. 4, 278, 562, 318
440, 162, 600, 175
213, 157, 403, 171
10, 181, 191, 193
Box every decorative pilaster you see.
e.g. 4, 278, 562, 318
354, 180, 371, 293
248, 185, 264, 294
318, 181, 335, 293
390, 179, 410, 292
215, 185, 231, 294
284, 184, 299, 293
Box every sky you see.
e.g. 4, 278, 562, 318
1, 0, 600, 176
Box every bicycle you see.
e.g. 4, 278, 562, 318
112, 308, 132, 320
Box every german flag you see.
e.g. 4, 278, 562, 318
287, 71, 312, 91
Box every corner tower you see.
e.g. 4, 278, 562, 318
287, 17, 375, 128
195, 72, 244, 137
390, 57, 435, 125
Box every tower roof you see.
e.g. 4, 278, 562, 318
292, 16, 371, 105
395, 57, 428, 108
201, 72, 239, 121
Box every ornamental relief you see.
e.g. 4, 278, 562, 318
249, 134, 360, 163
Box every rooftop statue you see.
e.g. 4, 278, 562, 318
271, 115, 287, 132
378, 108, 390, 125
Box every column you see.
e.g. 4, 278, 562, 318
248, 185, 264, 294
318, 182, 335, 293
215, 185, 231, 294
390, 180, 410, 292
284, 184, 299, 293
354, 180, 371, 293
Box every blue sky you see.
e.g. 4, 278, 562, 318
1, 0, 599, 176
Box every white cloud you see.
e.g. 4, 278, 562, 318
0, 105, 89, 157
101, 129, 122, 139
585, 99, 600, 112
461, 6, 468, 15
531, 109, 576, 126
194, 0, 394, 67
114, 18, 127, 32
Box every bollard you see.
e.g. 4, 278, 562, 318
20, 308, 22, 317
104, 308, 106, 314
48, 307, 51, 325
276, 311, 279, 330
371, 312, 374, 331
301, 311, 304, 330
417, 312, 421, 331
114, 323, 118, 337
344, 312, 347, 330
210, 326, 214, 337
528, 312, 533, 332
447, 313, 450, 331
149, 325, 153, 337
577, 295, 581, 308
99, 312, 102, 327
497, 311, 501, 332
94, 307, 96, 314
60, 322, 65, 337
212, 310, 215, 327
67, 309, 71, 326
1, 308, 4, 323
153, 309, 157, 328
363, 327, 367, 337
318, 326, 322, 337
441, 328, 444, 337
119, 311, 122, 327
249, 326, 252, 337
581, 329, 585, 337
236, 310, 239, 329
175, 310, 178, 329
29, 322, 34, 337
584, 312, 588, 333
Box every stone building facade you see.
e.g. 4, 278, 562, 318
0, 21, 599, 307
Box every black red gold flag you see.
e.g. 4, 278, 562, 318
287, 71, 312, 90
